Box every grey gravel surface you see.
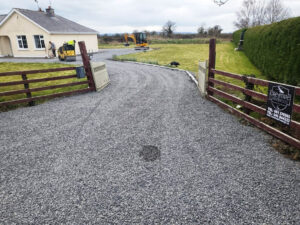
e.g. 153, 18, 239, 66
1, 61, 300, 224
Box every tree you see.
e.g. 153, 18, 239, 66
207, 25, 223, 37
234, 0, 266, 29
162, 21, 176, 37
150, 31, 158, 36
234, 0, 290, 29
265, 0, 290, 24
197, 24, 207, 37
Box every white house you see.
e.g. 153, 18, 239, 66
0, 7, 98, 58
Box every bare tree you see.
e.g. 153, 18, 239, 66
234, 0, 290, 29
162, 21, 176, 37
251, 0, 267, 26
234, 0, 266, 29
265, 0, 290, 24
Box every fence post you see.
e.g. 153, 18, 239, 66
208, 39, 216, 96
78, 41, 96, 91
243, 74, 255, 114
21, 73, 35, 106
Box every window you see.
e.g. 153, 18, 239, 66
34, 35, 45, 49
17, 35, 28, 49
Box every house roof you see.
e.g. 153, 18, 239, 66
0, 8, 98, 34
0, 15, 7, 23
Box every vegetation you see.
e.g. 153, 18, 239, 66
233, 17, 300, 85
197, 25, 223, 38
0, 62, 87, 108
115, 42, 263, 83
149, 38, 211, 45
99, 38, 228, 48
98, 32, 232, 46
99, 43, 126, 49
162, 21, 176, 37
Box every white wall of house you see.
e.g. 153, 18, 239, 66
50, 34, 98, 55
0, 36, 13, 56
0, 12, 49, 57
0, 11, 98, 58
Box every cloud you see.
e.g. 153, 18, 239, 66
1, 0, 299, 33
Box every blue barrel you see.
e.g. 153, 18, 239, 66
76, 66, 86, 78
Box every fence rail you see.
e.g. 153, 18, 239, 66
206, 38, 300, 149
0, 67, 76, 76
0, 41, 96, 108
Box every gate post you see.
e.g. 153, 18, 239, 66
78, 41, 96, 91
208, 39, 216, 96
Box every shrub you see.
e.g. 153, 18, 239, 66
233, 17, 300, 85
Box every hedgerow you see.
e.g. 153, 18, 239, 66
233, 17, 300, 85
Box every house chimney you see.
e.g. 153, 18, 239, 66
46, 6, 55, 17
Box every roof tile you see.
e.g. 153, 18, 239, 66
14, 8, 97, 34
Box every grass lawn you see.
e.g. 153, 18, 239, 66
99, 43, 128, 49
0, 62, 88, 108
116, 42, 262, 75
115, 42, 266, 92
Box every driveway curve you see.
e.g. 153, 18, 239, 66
0, 61, 299, 224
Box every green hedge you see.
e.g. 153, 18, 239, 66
232, 29, 246, 46
233, 17, 300, 85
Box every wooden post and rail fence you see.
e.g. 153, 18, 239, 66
203, 38, 300, 149
0, 41, 96, 108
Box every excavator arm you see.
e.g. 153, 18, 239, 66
124, 34, 137, 46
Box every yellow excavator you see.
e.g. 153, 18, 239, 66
58, 40, 76, 61
124, 32, 149, 50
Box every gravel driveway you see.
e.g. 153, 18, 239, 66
0, 61, 299, 224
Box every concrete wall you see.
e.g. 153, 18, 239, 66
198, 61, 208, 96
0, 11, 98, 57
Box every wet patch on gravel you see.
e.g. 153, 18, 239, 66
139, 145, 161, 162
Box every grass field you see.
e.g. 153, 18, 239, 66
116, 42, 261, 75
114, 42, 266, 93
99, 43, 127, 49
0, 62, 88, 108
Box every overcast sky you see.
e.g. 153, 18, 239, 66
1, 0, 299, 34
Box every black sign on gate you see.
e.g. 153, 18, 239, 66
266, 83, 295, 126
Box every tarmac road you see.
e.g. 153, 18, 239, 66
0, 61, 299, 224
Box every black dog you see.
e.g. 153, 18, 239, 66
169, 61, 180, 67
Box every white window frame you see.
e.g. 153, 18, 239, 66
33, 35, 45, 50
16, 35, 28, 50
